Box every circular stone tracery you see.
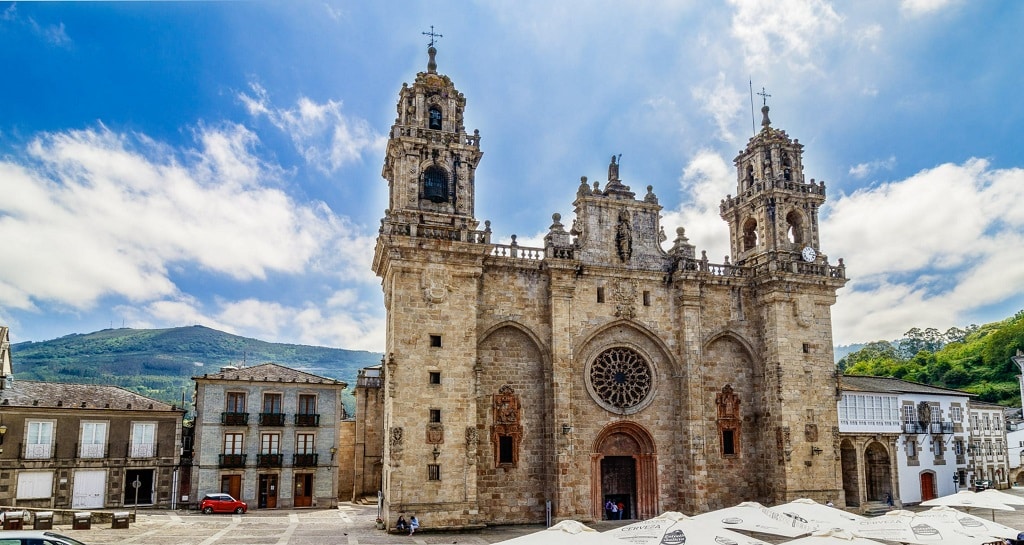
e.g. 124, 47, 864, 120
589, 347, 653, 412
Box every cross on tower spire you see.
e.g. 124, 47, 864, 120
757, 87, 771, 106
422, 25, 443, 48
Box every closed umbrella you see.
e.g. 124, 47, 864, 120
605, 511, 772, 545
692, 501, 816, 537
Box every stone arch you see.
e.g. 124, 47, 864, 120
786, 209, 805, 244
428, 105, 442, 130
864, 441, 892, 502
742, 217, 758, 251
421, 164, 450, 203
840, 439, 859, 506
590, 421, 658, 521
475, 322, 550, 523
700, 330, 764, 503
576, 319, 678, 375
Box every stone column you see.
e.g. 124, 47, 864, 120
549, 269, 578, 518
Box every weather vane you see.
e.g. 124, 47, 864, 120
757, 86, 771, 106
422, 25, 443, 48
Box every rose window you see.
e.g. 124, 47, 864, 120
589, 347, 653, 411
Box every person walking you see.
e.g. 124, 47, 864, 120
617, 501, 625, 520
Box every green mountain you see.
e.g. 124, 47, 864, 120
841, 310, 1024, 407
9, 325, 383, 416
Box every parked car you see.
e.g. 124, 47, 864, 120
974, 479, 992, 492
199, 493, 248, 514
0, 530, 89, 545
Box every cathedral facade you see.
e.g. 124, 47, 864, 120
368, 46, 848, 528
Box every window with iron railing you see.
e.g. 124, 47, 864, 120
25, 421, 54, 460
295, 395, 319, 426
130, 422, 156, 458
79, 421, 107, 458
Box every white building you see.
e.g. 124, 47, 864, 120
967, 401, 1010, 488
839, 376, 971, 507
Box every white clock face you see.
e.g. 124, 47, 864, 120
801, 246, 817, 262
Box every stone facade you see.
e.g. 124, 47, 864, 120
0, 327, 186, 510
191, 363, 346, 509
369, 46, 847, 528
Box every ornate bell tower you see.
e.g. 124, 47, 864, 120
380, 43, 483, 231
722, 99, 827, 266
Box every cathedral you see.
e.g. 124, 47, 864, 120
365, 44, 848, 528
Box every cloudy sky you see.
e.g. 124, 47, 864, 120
1, 1, 1022, 351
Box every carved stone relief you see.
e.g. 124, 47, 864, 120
389, 427, 404, 461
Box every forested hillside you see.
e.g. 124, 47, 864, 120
10, 325, 382, 415
841, 310, 1024, 407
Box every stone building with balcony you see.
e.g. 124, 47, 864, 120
339, 365, 383, 502
191, 363, 346, 509
0, 326, 186, 510
967, 400, 1010, 489
838, 375, 972, 509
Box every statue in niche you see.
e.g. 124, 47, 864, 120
616, 209, 632, 262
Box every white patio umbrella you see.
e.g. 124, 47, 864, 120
778, 528, 888, 545
604, 511, 773, 545
768, 498, 866, 532
494, 520, 622, 545
850, 509, 1008, 545
920, 490, 1015, 511
920, 490, 1015, 521
692, 501, 816, 537
917, 505, 1021, 539
977, 488, 1024, 507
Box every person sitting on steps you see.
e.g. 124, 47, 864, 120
396, 514, 407, 532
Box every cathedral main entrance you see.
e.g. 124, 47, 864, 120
591, 422, 658, 520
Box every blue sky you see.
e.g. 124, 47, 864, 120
1, 1, 1023, 351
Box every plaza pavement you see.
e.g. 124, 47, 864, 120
29, 488, 1024, 545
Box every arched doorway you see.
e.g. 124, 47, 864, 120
591, 422, 658, 521
840, 440, 859, 506
920, 472, 936, 501
864, 441, 892, 502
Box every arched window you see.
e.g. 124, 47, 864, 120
782, 153, 793, 181
428, 106, 442, 130
742, 218, 758, 251
745, 165, 754, 190
422, 166, 449, 203
786, 211, 804, 244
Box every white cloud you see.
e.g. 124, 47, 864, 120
729, 0, 842, 73
901, 0, 960, 17
692, 73, 747, 143
239, 82, 385, 174
848, 155, 896, 179
661, 150, 734, 261
0, 124, 346, 312
826, 159, 1024, 343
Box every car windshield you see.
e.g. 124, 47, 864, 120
45, 533, 89, 545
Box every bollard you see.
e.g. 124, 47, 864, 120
72, 511, 92, 530
112, 511, 130, 529
34, 511, 54, 530
2, 510, 24, 530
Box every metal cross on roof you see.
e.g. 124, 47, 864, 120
422, 26, 443, 48
757, 87, 771, 106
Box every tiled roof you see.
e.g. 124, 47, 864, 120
0, 380, 179, 411
193, 362, 345, 386
840, 375, 975, 397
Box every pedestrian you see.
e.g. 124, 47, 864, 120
885, 492, 894, 507
617, 501, 625, 520
605, 499, 615, 520
396, 514, 407, 532
408, 514, 420, 536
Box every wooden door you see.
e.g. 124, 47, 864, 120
259, 474, 278, 508
293, 473, 313, 507
920, 472, 936, 501
220, 474, 241, 500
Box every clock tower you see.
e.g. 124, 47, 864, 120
723, 101, 826, 266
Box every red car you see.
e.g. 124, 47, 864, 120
199, 493, 248, 514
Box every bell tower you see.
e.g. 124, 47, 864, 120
722, 98, 826, 266
380, 43, 483, 231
